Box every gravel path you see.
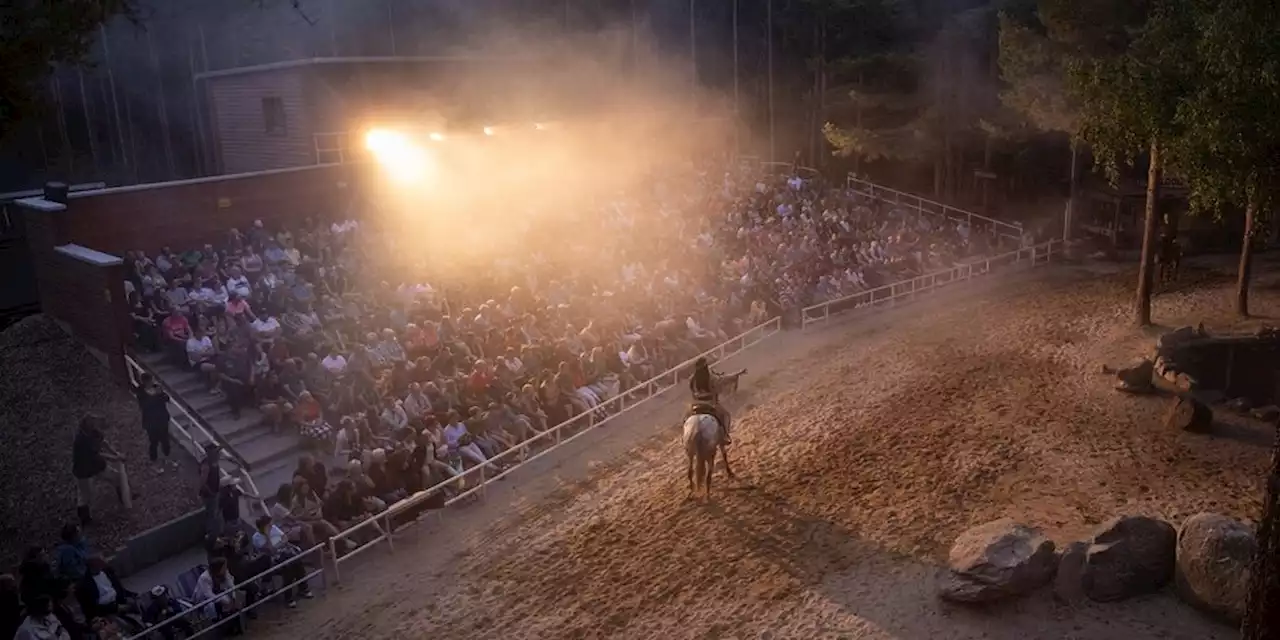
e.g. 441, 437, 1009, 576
251, 260, 1276, 640
0, 316, 201, 569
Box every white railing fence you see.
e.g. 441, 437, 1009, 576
801, 239, 1061, 329
124, 543, 326, 640
326, 315, 784, 582
123, 354, 265, 515
845, 174, 1024, 246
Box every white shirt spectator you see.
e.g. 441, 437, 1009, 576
13, 614, 69, 640
251, 524, 288, 552
92, 571, 117, 605
403, 390, 432, 418
443, 422, 468, 448
186, 336, 215, 365
192, 567, 236, 618
381, 403, 409, 431
226, 275, 251, 298
321, 354, 347, 375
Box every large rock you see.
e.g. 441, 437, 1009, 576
1053, 541, 1089, 605
1114, 358, 1155, 393
1082, 515, 1177, 602
1165, 396, 1213, 433
1157, 326, 1201, 352
937, 519, 1057, 603
1175, 513, 1256, 623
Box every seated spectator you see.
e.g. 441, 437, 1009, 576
75, 556, 135, 620
52, 524, 89, 585
249, 516, 314, 608
256, 371, 294, 433
13, 595, 67, 640
287, 477, 342, 546
191, 557, 242, 633
344, 460, 387, 513
140, 585, 196, 640
321, 480, 374, 538
185, 327, 219, 390
442, 410, 486, 467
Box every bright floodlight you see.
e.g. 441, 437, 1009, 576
364, 128, 429, 184
429, 132, 446, 141
483, 126, 495, 136
534, 123, 547, 131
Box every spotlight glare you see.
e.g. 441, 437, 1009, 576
429, 132, 446, 141
363, 128, 430, 185
534, 123, 546, 131
483, 126, 495, 136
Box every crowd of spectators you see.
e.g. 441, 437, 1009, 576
125, 159, 998, 521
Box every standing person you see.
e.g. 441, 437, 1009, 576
197, 443, 224, 537
71, 415, 132, 526
134, 373, 176, 471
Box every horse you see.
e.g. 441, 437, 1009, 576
683, 405, 734, 498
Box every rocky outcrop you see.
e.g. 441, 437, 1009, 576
1114, 358, 1155, 393
1175, 513, 1256, 623
937, 519, 1057, 604
1165, 396, 1213, 433
1052, 541, 1089, 605
1082, 515, 1177, 602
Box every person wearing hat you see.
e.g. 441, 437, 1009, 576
689, 357, 731, 445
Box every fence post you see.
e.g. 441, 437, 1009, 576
384, 512, 395, 552
479, 464, 487, 500
329, 537, 341, 584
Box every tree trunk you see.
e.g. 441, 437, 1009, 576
1135, 138, 1162, 327
1241, 421, 1280, 640
981, 135, 994, 211
1066, 139, 1079, 244
1237, 196, 1257, 317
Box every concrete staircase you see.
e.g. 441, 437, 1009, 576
138, 353, 306, 498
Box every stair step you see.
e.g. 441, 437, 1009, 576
253, 457, 304, 497
138, 351, 168, 367
235, 433, 303, 470
167, 375, 208, 396
182, 412, 266, 442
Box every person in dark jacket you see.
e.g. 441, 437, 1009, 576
134, 374, 175, 468
75, 556, 134, 621
0, 574, 23, 640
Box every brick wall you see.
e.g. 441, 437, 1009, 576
21, 202, 129, 381
62, 163, 368, 255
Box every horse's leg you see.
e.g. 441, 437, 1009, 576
720, 445, 735, 479
704, 453, 715, 498
686, 453, 695, 495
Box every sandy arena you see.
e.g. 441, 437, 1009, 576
253, 258, 1278, 640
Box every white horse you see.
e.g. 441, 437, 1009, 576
682, 410, 734, 498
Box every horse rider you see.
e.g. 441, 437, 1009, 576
690, 357, 731, 446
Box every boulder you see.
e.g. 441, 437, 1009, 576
1251, 405, 1280, 422
1165, 396, 1213, 433
937, 519, 1057, 604
1175, 513, 1256, 623
1052, 541, 1089, 605
1114, 358, 1155, 393
1157, 326, 1200, 351
1225, 397, 1253, 413
1082, 515, 1177, 602
1173, 372, 1199, 392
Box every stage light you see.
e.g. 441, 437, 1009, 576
534, 123, 547, 131
429, 132, 446, 141
483, 126, 495, 136
364, 128, 430, 185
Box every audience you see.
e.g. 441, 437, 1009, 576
0, 162, 1001, 640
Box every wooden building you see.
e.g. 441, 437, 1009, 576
195, 56, 562, 174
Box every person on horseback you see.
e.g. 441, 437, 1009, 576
690, 357, 731, 446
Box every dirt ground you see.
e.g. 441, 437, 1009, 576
254, 258, 1278, 640
0, 316, 201, 570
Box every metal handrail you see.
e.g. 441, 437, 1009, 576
845, 173, 1023, 240
800, 239, 1061, 328
124, 353, 252, 470
123, 353, 265, 511
326, 315, 785, 582
122, 544, 326, 640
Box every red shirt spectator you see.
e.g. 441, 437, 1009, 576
162, 313, 191, 341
